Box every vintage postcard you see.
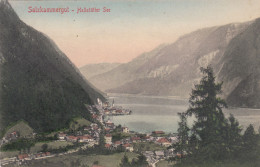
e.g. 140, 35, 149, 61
0, 0, 260, 167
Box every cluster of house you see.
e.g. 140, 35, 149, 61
96, 98, 132, 116
103, 129, 179, 155
0, 157, 17, 166
102, 107, 131, 116
18, 152, 52, 161
57, 123, 101, 147
89, 103, 135, 152
104, 133, 134, 152
1, 101, 181, 167
103, 119, 117, 133
93, 101, 181, 166
87, 104, 104, 123
0, 131, 19, 146
0, 152, 52, 166
143, 149, 177, 166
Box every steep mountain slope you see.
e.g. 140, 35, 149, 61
104, 19, 260, 108
89, 21, 251, 97
80, 63, 120, 79
218, 18, 260, 108
0, 0, 105, 133
89, 44, 167, 91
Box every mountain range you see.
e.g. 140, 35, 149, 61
80, 63, 120, 79
0, 0, 105, 134
81, 18, 260, 108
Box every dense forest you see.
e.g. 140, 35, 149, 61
0, 0, 104, 134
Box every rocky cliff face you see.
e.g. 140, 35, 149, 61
218, 18, 260, 108
87, 21, 252, 100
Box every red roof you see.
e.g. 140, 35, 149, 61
123, 143, 132, 147
105, 134, 112, 137
36, 153, 42, 157
157, 138, 170, 143
84, 134, 92, 138
67, 136, 78, 140
78, 136, 93, 140
11, 131, 17, 135
18, 154, 28, 160
131, 137, 141, 141
105, 144, 111, 148
114, 141, 122, 145
177, 153, 183, 158
153, 131, 165, 134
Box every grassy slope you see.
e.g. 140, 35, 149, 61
0, 150, 19, 159
0, 141, 73, 159
1, 120, 34, 138
9, 152, 138, 167
70, 118, 92, 130
30, 141, 73, 153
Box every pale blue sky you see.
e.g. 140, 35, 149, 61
9, 0, 260, 67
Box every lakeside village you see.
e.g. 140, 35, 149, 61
0, 98, 180, 167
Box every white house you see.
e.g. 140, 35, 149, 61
122, 127, 129, 133
58, 133, 67, 140
78, 136, 94, 143
105, 134, 112, 144
123, 143, 134, 152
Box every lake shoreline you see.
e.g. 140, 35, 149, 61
106, 94, 260, 134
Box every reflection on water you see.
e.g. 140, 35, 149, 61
108, 94, 260, 133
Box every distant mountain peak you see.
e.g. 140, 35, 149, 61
1, 0, 14, 11
0, 0, 8, 5
86, 18, 260, 109
0, 0, 20, 22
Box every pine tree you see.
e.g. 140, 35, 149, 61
131, 154, 149, 167
243, 124, 257, 150
119, 154, 131, 167
176, 66, 259, 165
185, 66, 227, 159
225, 114, 243, 156
175, 112, 189, 158
41, 143, 48, 152
241, 124, 258, 161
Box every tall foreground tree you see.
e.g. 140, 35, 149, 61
186, 66, 227, 149
175, 66, 259, 166
183, 66, 231, 161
